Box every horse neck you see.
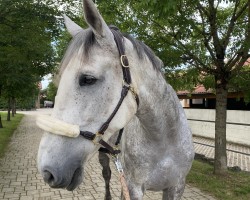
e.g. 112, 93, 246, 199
133, 60, 183, 141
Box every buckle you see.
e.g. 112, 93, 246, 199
122, 80, 138, 100
129, 86, 137, 98
93, 132, 103, 144
122, 80, 130, 88
120, 55, 129, 68
113, 155, 123, 173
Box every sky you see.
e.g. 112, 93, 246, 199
41, 74, 52, 89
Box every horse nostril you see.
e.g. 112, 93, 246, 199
42, 169, 62, 187
43, 170, 54, 184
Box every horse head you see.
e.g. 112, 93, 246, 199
37, 0, 138, 190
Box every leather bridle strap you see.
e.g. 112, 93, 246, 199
110, 27, 139, 105
98, 85, 130, 134
110, 28, 131, 85
79, 27, 139, 154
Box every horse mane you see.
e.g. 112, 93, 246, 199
55, 27, 163, 86
83, 26, 163, 72
124, 33, 163, 71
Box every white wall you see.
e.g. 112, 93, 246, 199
184, 109, 250, 146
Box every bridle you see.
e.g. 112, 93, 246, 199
36, 27, 136, 199
79, 27, 139, 154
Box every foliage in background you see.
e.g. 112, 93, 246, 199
97, 0, 250, 97
46, 82, 58, 102
0, 0, 83, 113
0, 95, 37, 111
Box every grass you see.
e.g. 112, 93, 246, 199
0, 112, 24, 158
187, 159, 250, 200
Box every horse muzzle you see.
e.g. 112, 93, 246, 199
37, 129, 87, 191
40, 164, 83, 191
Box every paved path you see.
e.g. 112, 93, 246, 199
1, 109, 217, 200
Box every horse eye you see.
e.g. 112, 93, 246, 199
79, 75, 97, 86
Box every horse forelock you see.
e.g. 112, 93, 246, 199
55, 27, 163, 86
55, 29, 96, 86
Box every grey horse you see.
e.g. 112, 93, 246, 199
37, 0, 194, 199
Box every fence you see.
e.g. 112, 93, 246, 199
184, 109, 250, 146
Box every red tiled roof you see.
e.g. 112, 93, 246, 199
177, 85, 212, 95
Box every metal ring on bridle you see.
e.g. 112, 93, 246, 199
93, 132, 103, 144
120, 55, 129, 68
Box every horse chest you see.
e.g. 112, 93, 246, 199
122, 135, 179, 190
123, 150, 179, 191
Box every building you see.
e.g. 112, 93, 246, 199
177, 85, 250, 146
177, 85, 250, 110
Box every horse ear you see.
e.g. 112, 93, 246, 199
63, 14, 83, 37
83, 0, 112, 38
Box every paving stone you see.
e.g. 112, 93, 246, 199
1, 187, 14, 192
20, 196, 33, 200
3, 193, 20, 199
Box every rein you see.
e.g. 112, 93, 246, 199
79, 27, 139, 154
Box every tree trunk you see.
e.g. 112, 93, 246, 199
0, 84, 3, 127
214, 86, 228, 175
11, 97, 16, 117
0, 114, 3, 128
7, 97, 11, 121
36, 91, 40, 109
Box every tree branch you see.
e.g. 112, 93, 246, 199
230, 55, 250, 78
235, 1, 248, 20
208, 0, 224, 61
222, 1, 248, 49
197, 2, 210, 17
151, 15, 216, 74
229, 0, 250, 74
197, 5, 217, 62
171, 33, 214, 73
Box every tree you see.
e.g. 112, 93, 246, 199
97, 0, 250, 174
0, 0, 53, 114
0, 0, 69, 120
46, 82, 58, 102
0, 114, 3, 128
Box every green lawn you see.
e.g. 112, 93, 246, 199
187, 159, 250, 200
0, 112, 24, 157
